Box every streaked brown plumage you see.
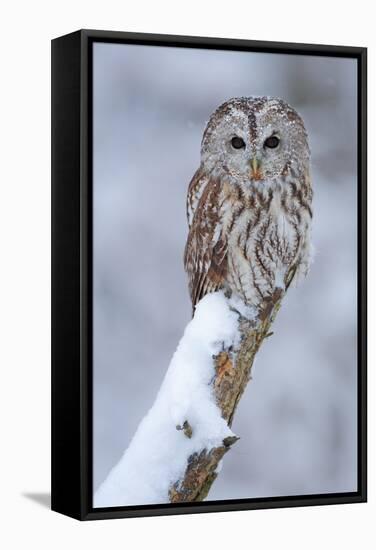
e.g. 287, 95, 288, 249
184, 97, 313, 314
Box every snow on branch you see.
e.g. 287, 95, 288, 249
94, 288, 283, 507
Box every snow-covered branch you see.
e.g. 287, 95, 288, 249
94, 289, 283, 507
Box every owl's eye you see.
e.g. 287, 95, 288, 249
231, 136, 246, 149
264, 135, 280, 149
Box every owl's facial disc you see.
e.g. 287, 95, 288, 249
201, 97, 309, 183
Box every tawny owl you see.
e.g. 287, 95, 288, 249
184, 96, 313, 315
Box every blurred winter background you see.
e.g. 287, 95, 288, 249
93, 42, 357, 504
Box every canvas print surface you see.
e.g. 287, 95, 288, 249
92, 42, 357, 507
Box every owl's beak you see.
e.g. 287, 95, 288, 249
250, 158, 263, 181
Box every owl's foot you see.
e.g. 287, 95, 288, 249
226, 292, 258, 323
259, 287, 284, 322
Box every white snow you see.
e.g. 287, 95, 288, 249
228, 292, 258, 322
94, 291, 239, 507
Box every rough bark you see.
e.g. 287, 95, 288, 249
169, 288, 284, 503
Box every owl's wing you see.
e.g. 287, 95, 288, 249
184, 176, 228, 310
186, 167, 209, 228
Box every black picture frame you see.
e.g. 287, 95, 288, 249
51, 29, 367, 521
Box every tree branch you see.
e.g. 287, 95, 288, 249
169, 288, 284, 503
95, 287, 287, 508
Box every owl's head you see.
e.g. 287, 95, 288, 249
201, 96, 310, 182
